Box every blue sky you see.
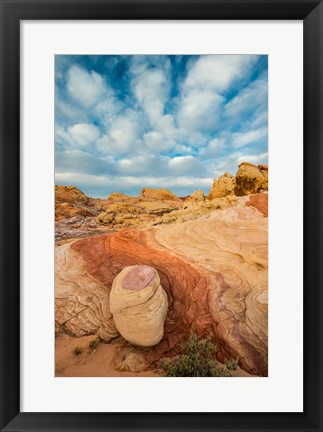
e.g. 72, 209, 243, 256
55, 55, 268, 197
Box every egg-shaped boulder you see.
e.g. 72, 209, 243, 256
109, 265, 168, 347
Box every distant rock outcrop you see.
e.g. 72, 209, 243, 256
55, 163, 268, 241
234, 162, 268, 196
207, 163, 268, 200
140, 188, 178, 201
55, 186, 100, 222
97, 203, 144, 226
207, 172, 235, 199
188, 190, 205, 202
56, 186, 90, 205
110, 265, 168, 347
107, 192, 130, 201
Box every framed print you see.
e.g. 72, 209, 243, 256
0, 0, 322, 431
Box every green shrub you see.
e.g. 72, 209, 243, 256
162, 333, 238, 377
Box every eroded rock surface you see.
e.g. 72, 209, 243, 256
206, 163, 268, 200
110, 265, 168, 347
207, 172, 235, 199
139, 187, 178, 201
55, 163, 268, 238
234, 162, 268, 196
55, 194, 268, 376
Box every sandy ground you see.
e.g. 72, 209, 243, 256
55, 334, 252, 378
55, 334, 165, 377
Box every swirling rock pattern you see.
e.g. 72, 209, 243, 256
55, 241, 118, 341
110, 265, 168, 347
55, 194, 268, 376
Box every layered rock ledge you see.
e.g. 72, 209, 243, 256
55, 193, 268, 376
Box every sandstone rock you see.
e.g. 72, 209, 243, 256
58, 194, 268, 375
207, 172, 235, 200
97, 204, 143, 226
117, 352, 150, 373
107, 192, 129, 201
246, 192, 268, 216
55, 186, 102, 222
55, 202, 97, 221
55, 241, 119, 341
140, 188, 178, 201
56, 186, 90, 206
258, 164, 268, 179
189, 190, 205, 202
234, 162, 268, 196
110, 265, 168, 347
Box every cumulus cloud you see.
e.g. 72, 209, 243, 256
67, 65, 106, 107
68, 123, 100, 147
55, 55, 268, 197
130, 57, 171, 127
97, 109, 144, 156
183, 55, 258, 93
225, 72, 268, 120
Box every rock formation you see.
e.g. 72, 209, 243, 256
188, 190, 205, 202
55, 193, 268, 376
234, 162, 268, 196
56, 185, 91, 206
107, 192, 130, 201
55, 163, 268, 237
207, 163, 268, 199
207, 172, 235, 199
55, 185, 101, 222
110, 265, 168, 347
55, 241, 119, 341
140, 187, 178, 201
97, 203, 144, 226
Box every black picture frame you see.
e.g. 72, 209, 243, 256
0, 0, 322, 431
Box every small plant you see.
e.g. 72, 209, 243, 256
88, 337, 100, 352
216, 204, 222, 210
225, 358, 239, 371
161, 333, 238, 377
72, 346, 83, 356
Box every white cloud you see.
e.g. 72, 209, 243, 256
177, 89, 224, 132
55, 55, 268, 197
130, 57, 171, 126
237, 151, 268, 165
55, 98, 89, 124
96, 109, 145, 156
67, 66, 106, 107
225, 73, 268, 119
144, 131, 168, 150
199, 136, 226, 157
232, 127, 268, 148
176, 55, 261, 136
199, 127, 267, 158
67, 123, 100, 147
183, 55, 258, 93
133, 69, 169, 124
95, 134, 114, 154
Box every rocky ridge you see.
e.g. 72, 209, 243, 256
55, 162, 268, 242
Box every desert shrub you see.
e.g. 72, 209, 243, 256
225, 358, 239, 371
72, 346, 83, 356
162, 333, 238, 377
88, 337, 100, 352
